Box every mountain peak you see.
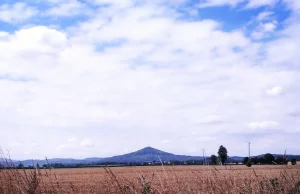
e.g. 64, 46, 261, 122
141, 146, 158, 151
133, 146, 173, 155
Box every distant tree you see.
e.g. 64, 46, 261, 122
275, 156, 288, 165
246, 160, 252, 167
251, 157, 259, 165
291, 158, 297, 165
0, 163, 3, 169
17, 163, 24, 169
243, 157, 249, 165
210, 155, 217, 165
51, 163, 65, 168
258, 157, 266, 164
264, 153, 275, 164
218, 145, 228, 165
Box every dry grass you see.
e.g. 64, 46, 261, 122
1, 157, 300, 194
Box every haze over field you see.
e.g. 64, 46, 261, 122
0, 0, 300, 160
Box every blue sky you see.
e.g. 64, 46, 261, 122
0, 0, 300, 160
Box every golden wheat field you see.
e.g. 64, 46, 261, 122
51, 165, 300, 192
52, 165, 300, 184
2, 164, 299, 194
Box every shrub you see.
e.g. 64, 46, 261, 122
246, 160, 252, 167
291, 158, 297, 165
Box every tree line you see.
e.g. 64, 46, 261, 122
211, 145, 298, 166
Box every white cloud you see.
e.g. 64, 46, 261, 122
86, 0, 188, 7
283, 0, 300, 11
245, 0, 278, 8
197, 0, 279, 8
57, 143, 76, 150
256, 11, 274, 21
297, 120, 300, 132
0, 32, 9, 37
161, 139, 170, 144
197, 115, 225, 124
251, 21, 277, 39
44, 0, 91, 17
197, 0, 299, 10
197, 0, 244, 8
9, 142, 23, 147
263, 22, 277, 32
168, 0, 299, 10
80, 139, 95, 148
247, 121, 279, 130
57, 138, 94, 151
85, 0, 134, 7
266, 86, 283, 96
0, 3, 38, 24
68, 138, 77, 142
251, 31, 264, 39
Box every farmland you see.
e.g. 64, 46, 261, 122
47, 165, 300, 193
1, 164, 300, 193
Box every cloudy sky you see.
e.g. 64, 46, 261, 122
0, 0, 299, 160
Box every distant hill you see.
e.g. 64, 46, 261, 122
100, 147, 203, 163
228, 156, 244, 161
12, 158, 103, 167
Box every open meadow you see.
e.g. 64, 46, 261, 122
1, 164, 300, 194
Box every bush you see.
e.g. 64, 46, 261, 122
17, 163, 24, 169
251, 157, 259, 165
264, 153, 275, 164
291, 158, 297, 165
246, 160, 252, 167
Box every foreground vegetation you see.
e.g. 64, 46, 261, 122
1, 158, 300, 194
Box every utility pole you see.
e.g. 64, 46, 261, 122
204, 149, 207, 165
202, 149, 205, 166
248, 142, 251, 159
